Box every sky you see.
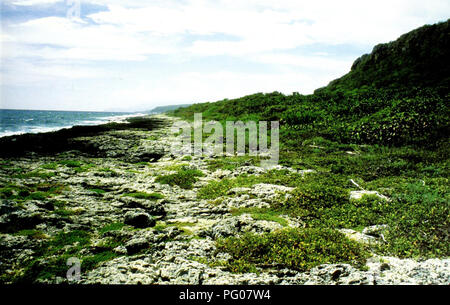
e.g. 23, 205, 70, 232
1, 1, 449, 112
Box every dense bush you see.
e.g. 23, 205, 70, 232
346, 95, 449, 145
216, 228, 369, 272
155, 166, 204, 189
172, 88, 449, 147
382, 183, 450, 257
273, 173, 349, 215
122, 192, 164, 200
275, 181, 449, 258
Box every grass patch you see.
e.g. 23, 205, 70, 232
134, 161, 149, 166
0, 183, 65, 201
153, 222, 169, 232
57, 160, 95, 173
14, 171, 56, 179
152, 221, 195, 236
97, 168, 120, 176
48, 230, 91, 253
81, 251, 118, 271
380, 183, 449, 257
99, 222, 126, 234
197, 169, 306, 200
198, 179, 240, 199
53, 208, 76, 217
162, 163, 189, 171
272, 173, 350, 217
155, 166, 204, 189
27, 191, 52, 201
0, 187, 15, 199
231, 208, 288, 227
7, 230, 123, 283
122, 192, 164, 200
88, 188, 107, 195
41, 162, 58, 170
14, 229, 47, 240
205, 156, 260, 171
73, 164, 95, 173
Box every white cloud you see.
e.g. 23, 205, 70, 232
4, 0, 449, 62
4, 16, 178, 61
254, 54, 352, 72
1, 0, 449, 110
85, 0, 450, 55
8, 0, 62, 6
1, 60, 108, 85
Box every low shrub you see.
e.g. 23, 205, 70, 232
155, 166, 204, 189
216, 228, 369, 273
122, 192, 163, 200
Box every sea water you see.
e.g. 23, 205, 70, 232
0, 109, 142, 138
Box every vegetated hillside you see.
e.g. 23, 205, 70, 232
150, 104, 192, 114
171, 20, 449, 148
168, 20, 450, 261
315, 19, 450, 93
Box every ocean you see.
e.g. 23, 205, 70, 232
0, 109, 143, 138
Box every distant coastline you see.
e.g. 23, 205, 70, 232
0, 109, 150, 138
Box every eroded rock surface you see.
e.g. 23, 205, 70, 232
0, 115, 448, 285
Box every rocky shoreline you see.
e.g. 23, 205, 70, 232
0, 115, 449, 285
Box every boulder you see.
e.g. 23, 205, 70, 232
125, 238, 150, 255
124, 211, 156, 228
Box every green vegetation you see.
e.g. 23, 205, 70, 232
155, 166, 204, 189
58, 160, 95, 173
122, 191, 164, 200
53, 207, 83, 217
0, 187, 14, 199
205, 156, 260, 171
73, 164, 95, 173
88, 188, 107, 195
1, 20, 448, 281
173, 89, 448, 147
41, 162, 58, 170
170, 20, 450, 268
231, 208, 288, 227
216, 228, 369, 273
97, 167, 120, 176
81, 251, 118, 271
198, 169, 308, 200
11, 230, 90, 283
14, 229, 47, 240
7, 229, 123, 283
13, 170, 56, 179
0, 182, 66, 201
153, 221, 196, 236
99, 222, 126, 234
153, 222, 169, 232
162, 163, 189, 171
381, 183, 449, 257
198, 178, 239, 199
316, 20, 450, 93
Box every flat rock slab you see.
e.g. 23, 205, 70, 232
350, 190, 390, 201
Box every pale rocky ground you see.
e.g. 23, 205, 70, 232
1, 115, 449, 285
